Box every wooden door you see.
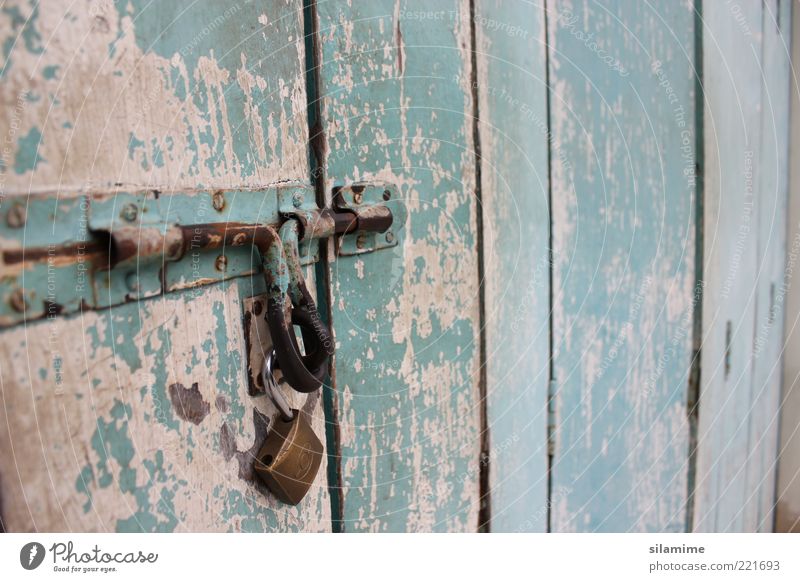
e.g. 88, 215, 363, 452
0, 0, 331, 532
0, 0, 793, 533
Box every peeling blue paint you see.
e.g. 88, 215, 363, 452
90, 400, 134, 491
42, 64, 58, 79
1, 3, 43, 75
75, 464, 94, 514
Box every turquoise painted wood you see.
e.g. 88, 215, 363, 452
312, 0, 483, 531
0, 0, 332, 531
0, 0, 794, 534
695, 0, 793, 532
695, 0, 763, 533
547, 1, 698, 532
474, 0, 551, 532
745, 0, 792, 532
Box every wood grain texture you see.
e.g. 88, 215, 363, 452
695, 0, 792, 532
547, 0, 697, 532
744, 0, 792, 532
474, 0, 550, 532
694, 0, 763, 532
776, 0, 800, 535
0, 0, 308, 194
0, 0, 331, 531
0, 282, 330, 531
313, 0, 482, 531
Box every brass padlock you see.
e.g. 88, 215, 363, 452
254, 350, 323, 505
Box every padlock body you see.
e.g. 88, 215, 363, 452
253, 410, 323, 505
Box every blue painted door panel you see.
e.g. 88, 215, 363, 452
312, 0, 483, 532
474, 0, 551, 532
547, 1, 698, 532
0, 0, 793, 533
0, 0, 331, 532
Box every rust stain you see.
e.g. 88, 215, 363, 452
220, 422, 237, 462
242, 307, 258, 395
167, 382, 210, 425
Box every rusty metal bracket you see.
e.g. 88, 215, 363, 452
333, 183, 407, 256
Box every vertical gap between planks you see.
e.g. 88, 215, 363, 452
543, 0, 557, 534
469, 0, 491, 533
685, 0, 705, 533
303, 0, 345, 533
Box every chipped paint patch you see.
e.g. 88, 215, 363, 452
168, 383, 211, 425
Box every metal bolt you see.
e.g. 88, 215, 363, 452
9, 288, 28, 313
356, 233, 368, 250
383, 189, 392, 201
6, 203, 26, 228
120, 203, 138, 223
352, 191, 363, 205
212, 191, 226, 212
385, 231, 395, 243
215, 254, 228, 272
292, 192, 304, 208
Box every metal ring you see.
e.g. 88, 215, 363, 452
261, 349, 294, 422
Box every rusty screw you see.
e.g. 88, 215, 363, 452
120, 203, 138, 223
9, 288, 28, 313
385, 231, 395, 244
292, 192, 304, 208
6, 203, 27, 228
212, 191, 226, 212
383, 189, 392, 201
352, 191, 363, 205
215, 254, 228, 272
356, 233, 368, 250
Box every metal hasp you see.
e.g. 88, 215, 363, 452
104, 186, 397, 394
0, 183, 402, 328
0, 182, 402, 396
333, 183, 406, 256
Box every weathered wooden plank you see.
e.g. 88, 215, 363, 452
694, 0, 765, 532
0, 282, 330, 531
312, 0, 482, 531
0, 1, 331, 531
0, 0, 308, 194
743, 0, 792, 532
776, 0, 800, 535
474, 0, 550, 532
548, 0, 697, 532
